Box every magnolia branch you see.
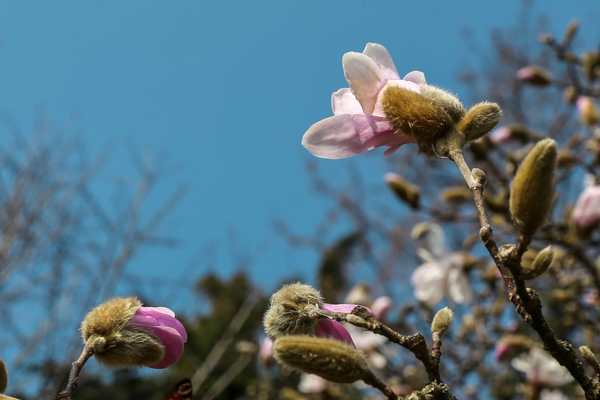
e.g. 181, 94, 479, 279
449, 150, 600, 399
55, 344, 95, 399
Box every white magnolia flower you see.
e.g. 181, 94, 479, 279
298, 373, 328, 394
511, 347, 573, 387
540, 389, 569, 400
410, 223, 472, 306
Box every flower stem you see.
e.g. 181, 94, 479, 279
58, 344, 95, 397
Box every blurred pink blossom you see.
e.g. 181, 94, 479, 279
573, 184, 600, 233
410, 223, 472, 306
128, 306, 188, 369
302, 43, 422, 159
371, 296, 393, 321
490, 126, 513, 144
258, 337, 274, 364
511, 347, 573, 387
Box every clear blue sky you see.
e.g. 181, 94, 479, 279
0, 1, 598, 307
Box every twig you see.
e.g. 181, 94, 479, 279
57, 344, 95, 397
200, 353, 252, 400
449, 150, 600, 399
308, 305, 440, 383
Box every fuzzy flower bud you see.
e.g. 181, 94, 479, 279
578, 96, 599, 127
385, 173, 420, 209
523, 246, 554, 280
81, 297, 187, 369
441, 186, 472, 203
273, 335, 369, 383
516, 66, 553, 86
0, 356, 6, 394
580, 346, 600, 372
509, 139, 557, 236
431, 307, 454, 336
582, 52, 600, 80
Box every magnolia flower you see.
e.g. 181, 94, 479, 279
81, 297, 188, 369
263, 283, 373, 348
577, 96, 599, 126
511, 347, 573, 387
410, 223, 472, 306
515, 66, 553, 86
302, 43, 422, 159
572, 182, 600, 234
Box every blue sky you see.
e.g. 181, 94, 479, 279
0, 1, 598, 307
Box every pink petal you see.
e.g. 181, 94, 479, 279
142, 325, 185, 369
322, 303, 374, 316
314, 319, 355, 347
129, 307, 188, 342
331, 88, 364, 115
370, 296, 393, 321
403, 71, 427, 85
573, 185, 600, 231
302, 114, 414, 159
342, 52, 388, 115
362, 43, 400, 81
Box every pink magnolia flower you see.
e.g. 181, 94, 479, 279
127, 306, 188, 369
577, 96, 599, 126
490, 126, 513, 144
511, 347, 573, 387
315, 303, 374, 347
410, 223, 472, 306
302, 43, 423, 159
573, 184, 600, 233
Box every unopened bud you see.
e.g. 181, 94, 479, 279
264, 283, 323, 341
472, 168, 487, 186
538, 33, 553, 44
582, 52, 600, 80
516, 66, 553, 86
523, 246, 554, 280
509, 139, 557, 236
562, 20, 579, 45
273, 336, 369, 383
563, 86, 578, 104
385, 173, 420, 209
431, 307, 454, 335
0, 356, 6, 393
457, 102, 503, 141
441, 186, 472, 203
578, 97, 599, 127
580, 346, 600, 371
557, 149, 577, 169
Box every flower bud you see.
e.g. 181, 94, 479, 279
263, 283, 323, 341
81, 297, 187, 369
509, 139, 557, 236
563, 86, 578, 104
578, 97, 599, 127
441, 186, 472, 203
572, 185, 600, 235
431, 307, 454, 336
516, 66, 553, 86
561, 20, 579, 45
580, 346, 600, 371
457, 102, 503, 141
385, 173, 420, 209
273, 335, 369, 383
0, 356, 6, 393
523, 246, 554, 280
472, 168, 487, 186
582, 52, 600, 80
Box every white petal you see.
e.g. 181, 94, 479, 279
403, 71, 427, 85
342, 52, 387, 115
411, 262, 447, 306
331, 88, 364, 115
362, 43, 400, 81
447, 268, 472, 304
425, 223, 447, 259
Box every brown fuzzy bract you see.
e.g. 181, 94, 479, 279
0, 356, 7, 393
263, 283, 323, 342
458, 102, 502, 141
382, 86, 454, 144
509, 139, 557, 235
81, 297, 141, 341
89, 329, 165, 368
273, 336, 368, 384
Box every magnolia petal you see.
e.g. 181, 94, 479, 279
129, 307, 188, 342
143, 325, 186, 369
302, 114, 407, 159
573, 185, 600, 231
411, 262, 447, 306
403, 71, 427, 85
447, 268, 472, 304
314, 319, 355, 347
322, 303, 374, 316
424, 223, 447, 259
342, 52, 387, 114
331, 88, 364, 115
362, 43, 400, 81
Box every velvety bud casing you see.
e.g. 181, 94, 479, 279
81, 297, 187, 369
509, 139, 557, 236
